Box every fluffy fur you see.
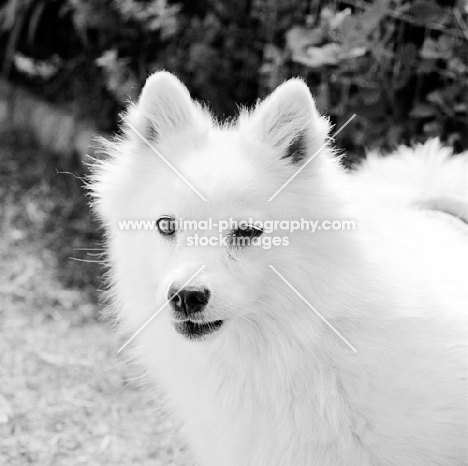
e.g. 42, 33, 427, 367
89, 72, 468, 466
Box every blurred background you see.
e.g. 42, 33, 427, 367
0, 0, 467, 465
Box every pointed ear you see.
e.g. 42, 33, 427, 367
241, 79, 330, 163
127, 71, 211, 142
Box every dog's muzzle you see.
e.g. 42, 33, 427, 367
168, 286, 210, 318
167, 285, 223, 340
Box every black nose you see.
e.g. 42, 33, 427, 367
168, 286, 210, 316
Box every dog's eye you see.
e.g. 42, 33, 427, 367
157, 216, 176, 236
233, 224, 263, 240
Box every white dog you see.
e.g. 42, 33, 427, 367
90, 72, 468, 466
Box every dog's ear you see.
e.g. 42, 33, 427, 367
242, 79, 330, 164
127, 71, 211, 142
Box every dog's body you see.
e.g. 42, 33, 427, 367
90, 72, 468, 466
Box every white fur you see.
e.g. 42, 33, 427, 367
90, 72, 468, 466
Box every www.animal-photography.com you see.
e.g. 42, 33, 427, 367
1, 1, 467, 465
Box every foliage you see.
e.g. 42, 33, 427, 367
0, 0, 180, 128
0, 0, 266, 127
0, 129, 101, 299
284, 0, 468, 158
0, 0, 467, 156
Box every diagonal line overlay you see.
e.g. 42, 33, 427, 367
125, 119, 207, 201
269, 265, 357, 352
268, 114, 356, 202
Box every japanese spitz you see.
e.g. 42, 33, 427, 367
90, 72, 468, 466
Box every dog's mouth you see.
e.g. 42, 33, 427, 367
174, 319, 224, 340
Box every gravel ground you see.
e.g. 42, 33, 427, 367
0, 133, 190, 465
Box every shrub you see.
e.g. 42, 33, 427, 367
1, 0, 467, 157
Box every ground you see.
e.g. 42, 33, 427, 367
0, 133, 190, 465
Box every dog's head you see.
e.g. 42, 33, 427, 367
91, 72, 354, 349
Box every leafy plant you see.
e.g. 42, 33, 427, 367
284, 0, 468, 157
1, 0, 467, 156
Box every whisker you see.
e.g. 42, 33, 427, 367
69, 257, 103, 263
